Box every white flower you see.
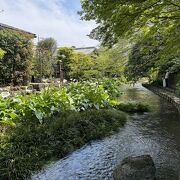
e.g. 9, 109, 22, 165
1, 91, 11, 98
63, 79, 67, 83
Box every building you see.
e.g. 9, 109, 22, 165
0, 23, 36, 38
74, 46, 97, 54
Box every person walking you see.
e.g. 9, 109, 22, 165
162, 77, 166, 88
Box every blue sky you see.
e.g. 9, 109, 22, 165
0, 0, 98, 47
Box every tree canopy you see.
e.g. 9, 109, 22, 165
33, 38, 57, 78
94, 39, 130, 79
69, 52, 95, 80
57, 47, 74, 79
80, 0, 180, 81
80, 0, 180, 45
57, 43, 130, 81
0, 29, 33, 85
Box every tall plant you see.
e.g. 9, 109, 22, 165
57, 47, 74, 79
0, 29, 33, 85
33, 38, 57, 78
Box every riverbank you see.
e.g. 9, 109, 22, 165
143, 84, 180, 113
0, 109, 127, 180
0, 81, 151, 180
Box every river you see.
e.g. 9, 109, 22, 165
32, 84, 180, 180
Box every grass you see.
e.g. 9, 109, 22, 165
0, 109, 126, 180
115, 102, 150, 113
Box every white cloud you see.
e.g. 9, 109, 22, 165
0, 0, 99, 47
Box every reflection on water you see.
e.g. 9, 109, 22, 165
32, 84, 180, 180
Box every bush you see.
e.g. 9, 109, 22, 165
115, 102, 150, 113
97, 78, 122, 98
0, 81, 118, 126
0, 109, 126, 180
67, 81, 113, 111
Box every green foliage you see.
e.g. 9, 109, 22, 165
125, 35, 180, 82
67, 81, 112, 111
80, 0, 180, 82
57, 47, 98, 80
94, 50, 123, 78
125, 39, 159, 82
151, 79, 163, 87
0, 80, 126, 179
97, 78, 122, 98
115, 102, 150, 113
58, 40, 130, 81
80, 0, 180, 46
0, 29, 33, 85
94, 40, 130, 79
0, 96, 17, 126
0, 80, 121, 126
69, 52, 95, 80
0, 109, 126, 180
33, 38, 57, 78
57, 47, 74, 79
0, 48, 6, 59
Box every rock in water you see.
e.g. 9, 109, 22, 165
113, 155, 156, 180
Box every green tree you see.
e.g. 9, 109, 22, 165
125, 33, 180, 82
33, 38, 57, 78
69, 52, 95, 80
57, 47, 74, 79
0, 29, 33, 85
125, 37, 159, 82
58, 47, 96, 80
80, 0, 180, 45
80, 0, 180, 82
57, 41, 130, 80
94, 40, 130, 79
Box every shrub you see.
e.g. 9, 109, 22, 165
67, 81, 112, 111
97, 78, 122, 98
0, 80, 120, 126
115, 102, 150, 113
0, 109, 126, 180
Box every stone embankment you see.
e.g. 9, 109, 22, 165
143, 84, 180, 113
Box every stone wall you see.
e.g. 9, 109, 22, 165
143, 84, 180, 113
168, 72, 180, 90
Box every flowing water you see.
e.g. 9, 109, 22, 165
32, 84, 180, 180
